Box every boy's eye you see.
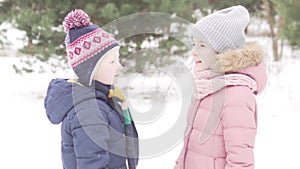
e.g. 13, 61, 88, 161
192, 43, 195, 47
200, 44, 205, 47
110, 61, 115, 63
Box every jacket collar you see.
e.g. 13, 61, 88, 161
92, 80, 112, 97
212, 42, 267, 94
213, 42, 264, 72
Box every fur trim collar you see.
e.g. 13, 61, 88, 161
213, 42, 264, 72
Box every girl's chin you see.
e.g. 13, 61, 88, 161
194, 64, 207, 71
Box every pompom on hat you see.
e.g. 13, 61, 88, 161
191, 5, 250, 53
63, 9, 119, 86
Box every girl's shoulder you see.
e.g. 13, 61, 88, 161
223, 85, 256, 108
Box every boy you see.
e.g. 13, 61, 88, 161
44, 9, 138, 169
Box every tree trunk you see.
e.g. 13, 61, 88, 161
277, 15, 285, 60
208, 0, 216, 4
263, 0, 280, 61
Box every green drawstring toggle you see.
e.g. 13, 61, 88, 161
123, 108, 132, 125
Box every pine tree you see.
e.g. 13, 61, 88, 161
263, 0, 281, 61
0, 0, 270, 65
207, 0, 263, 14
0, 0, 204, 60
0, 0, 210, 73
262, 0, 300, 61
271, 0, 300, 48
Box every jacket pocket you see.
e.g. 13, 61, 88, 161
184, 150, 215, 169
214, 157, 226, 169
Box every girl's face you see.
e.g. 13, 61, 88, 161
191, 37, 218, 71
93, 46, 123, 85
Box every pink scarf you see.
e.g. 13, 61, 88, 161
193, 69, 257, 100
183, 69, 258, 144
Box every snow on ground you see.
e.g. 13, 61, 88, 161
255, 59, 300, 169
0, 57, 73, 169
1, 54, 300, 169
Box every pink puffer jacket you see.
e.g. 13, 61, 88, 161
175, 43, 267, 169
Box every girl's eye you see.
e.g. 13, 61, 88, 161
192, 43, 195, 47
200, 44, 205, 47
110, 61, 115, 63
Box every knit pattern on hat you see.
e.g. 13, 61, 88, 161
191, 5, 250, 53
67, 28, 117, 68
63, 9, 119, 86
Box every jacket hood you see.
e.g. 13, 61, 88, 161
44, 79, 74, 124
44, 79, 112, 124
213, 42, 267, 94
214, 42, 264, 72
234, 62, 267, 94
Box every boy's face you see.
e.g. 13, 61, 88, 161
93, 46, 123, 85
191, 37, 217, 72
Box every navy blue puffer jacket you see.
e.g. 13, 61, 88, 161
44, 79, 138, 169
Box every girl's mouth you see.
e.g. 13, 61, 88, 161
195, 60, 202, 64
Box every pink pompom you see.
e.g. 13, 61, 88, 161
63, 9, 91, 33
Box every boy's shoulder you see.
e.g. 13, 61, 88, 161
96, 99, 114, 114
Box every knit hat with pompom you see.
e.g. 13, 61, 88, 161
63, 9, 119, 86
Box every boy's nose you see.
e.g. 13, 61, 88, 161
117, 61, 123, 70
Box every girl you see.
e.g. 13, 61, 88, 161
44, 9, 138, 169
175, 5, 267, 169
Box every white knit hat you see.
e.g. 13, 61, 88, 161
191, 5, 250, 53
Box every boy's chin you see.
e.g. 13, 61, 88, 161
113, 77, 119, 84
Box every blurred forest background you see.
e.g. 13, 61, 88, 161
1, 1, 300, 169
0, 0, 299, 73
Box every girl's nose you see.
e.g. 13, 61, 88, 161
192, 51, 197, 58
192, 51, 199, 60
